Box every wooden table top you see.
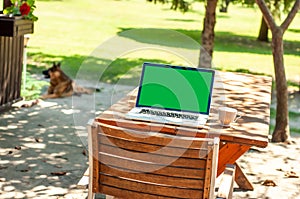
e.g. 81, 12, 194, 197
96, 71, 272, 148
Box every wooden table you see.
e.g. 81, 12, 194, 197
96, 71, 272, 190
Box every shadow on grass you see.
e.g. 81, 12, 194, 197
27, 51, 167, 86
165, 18, 200, 23
117, 28, 201, 50
288, 28, 300, 33
27, 28, 299, 89
27, 52, 86, 77
101, 57, 167, 85
117, 28, 300, 56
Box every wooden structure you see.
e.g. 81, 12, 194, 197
0, 16, 34, 109
88, 71, 272, 198
216, 164, 236, 199
88, 121, 221, 199
3, 0, 12, 11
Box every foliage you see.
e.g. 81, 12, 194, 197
149, 0, 295, 19
21, 72, 48, 100
233, 0, 295, 19
147, 0, 193, 12
4, 0, 38, 21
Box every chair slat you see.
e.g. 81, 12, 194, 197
99, 163, 205, 189
99, 174, 203, 199
99, 123, 210, 149
100, 184, 178, 199
99, 143, 208, 169
99, 152, 206, 179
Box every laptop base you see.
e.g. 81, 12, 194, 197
125, 108, 208, 128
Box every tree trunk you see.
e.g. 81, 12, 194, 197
271, 27, 290, 142
255, 0, 299, 143
257, 16, 269, 42
199, 0, 218, 68
220, 0, 230, 13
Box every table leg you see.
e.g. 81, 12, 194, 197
217, 143, 254, 190
234, 163, 254, 191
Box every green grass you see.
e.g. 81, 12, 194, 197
270, 107, 300, 119
270, 107, 300, 134
21, 73, 48, 100
27, 0, 300, 83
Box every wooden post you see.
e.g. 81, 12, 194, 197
0, 0, 3, 13
3, 0, 11, 10
0, 17, 33, 110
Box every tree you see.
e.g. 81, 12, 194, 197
147, 0, 218, 68
220, 0, 231, 12
256, 0, 296, 42
258, 16, 269, 42
255, 0, 300, 142
200, 0, 218, 68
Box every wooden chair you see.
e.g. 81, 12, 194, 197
87, 120, 226, 199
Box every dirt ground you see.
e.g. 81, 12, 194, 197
0, 82, 300, 199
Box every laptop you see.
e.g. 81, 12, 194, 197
125, 62, 215, 128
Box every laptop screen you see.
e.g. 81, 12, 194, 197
136, 63, 215, 114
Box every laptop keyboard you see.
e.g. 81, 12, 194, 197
139, 109, 198, 121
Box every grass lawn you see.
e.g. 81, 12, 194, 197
27, 0, 299, 81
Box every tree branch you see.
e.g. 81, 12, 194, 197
255, 0, 277, 30
281, 0, 300, 32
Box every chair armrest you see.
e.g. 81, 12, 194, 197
216, 164, 236, 199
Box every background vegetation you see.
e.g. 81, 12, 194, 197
26, 0, 299, 81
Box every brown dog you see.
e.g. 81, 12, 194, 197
41, 62, 92, 99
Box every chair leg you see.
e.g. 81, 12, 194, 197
216, 164, 236, 199
88, 192, 95, 199
88, 178, 95, 199
87, 120, 96, 199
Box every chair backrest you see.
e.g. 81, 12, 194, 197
89, 122, 219, 199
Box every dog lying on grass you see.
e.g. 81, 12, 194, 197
41, 62, 92, 99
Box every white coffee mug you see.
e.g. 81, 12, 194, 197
218, 107, 241, 126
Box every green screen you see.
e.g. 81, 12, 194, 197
137, 64, 214, 114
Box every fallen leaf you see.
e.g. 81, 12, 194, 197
8, 151, 13, 155
262, 179, 277, 187
20, 99, 39, 108
54, 155, 68, 160
20, 169, 29, 172
82, 149, 87, 156
14, 146, 21, 150
0, 166, 8, 170
51, 171, 67, 176
285, 171, 299, 178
